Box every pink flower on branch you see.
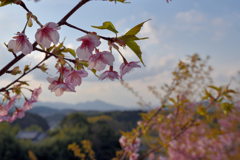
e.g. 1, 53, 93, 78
99, 66, 120, 81
76, 34, 101, 61
0, 87, 41, 123
11, 99, 34, 122
120, 61, 141, 79
130, 153, 139, 160
30, 86, 42, 102
8, 94, 21, 107
0, 94, 21, 118
65, 69, 88, 87
119, 135, 127, 147
11, 107, 25, 122
0, 104, 9, 117
0, 115, 12, 123
88, 51, 115, 71
47, 77, 75, 96
57, 65, 71, 78
8, 32, 33, 55
35, 22, 60, 49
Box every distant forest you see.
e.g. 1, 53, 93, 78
0, 110, 145, 160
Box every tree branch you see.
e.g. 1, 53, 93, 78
58, 0, 91, 26
0, 0, 90, 81
0, 54, 51, 92
64, 22, 114, 42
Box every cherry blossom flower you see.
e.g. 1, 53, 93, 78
10, 89, 41, 122
0, 115, 12, 123
76, 34, 101, 61
65, 69, 88, 87
57, 65, 71, 78
120, 61, 141, 79
22, 100, 34, 111
8, 32, 33, 55
35, 22, 60, 49
99, 67, 120, 81
0, 94, 21, 122
47, 77, 75, 96
133, 137, 141, 149
30, 86, 42, 102
119, 135, 127, 147
0, 104, 9, 116
130, 153, 139, 160
11, 107, 25, 122
88, 51, 115, 71
8, 94, 21, 107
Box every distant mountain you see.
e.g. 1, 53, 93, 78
33, 100, 134, 111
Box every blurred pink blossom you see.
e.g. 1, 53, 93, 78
47, 77, 75, 96
35, 22, 60, 48
99, 67, 120, 81
8, 32, 32, 55
88, 51, 115, 71
76, 34, 101, 61
65, 69, 88, 87
120, 61, 141, 79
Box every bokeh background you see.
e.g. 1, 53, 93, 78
0, 0, 239, 108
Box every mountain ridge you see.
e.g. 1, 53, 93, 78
33, 99, 136, 111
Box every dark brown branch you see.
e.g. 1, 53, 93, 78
58, 0, 91, 26
34, 47, 75, 63
64, 22, 114, 42
19, 1, 30, 12
0, 42, 38, 77
0, 0, 91, 80
0, 54, 51, 92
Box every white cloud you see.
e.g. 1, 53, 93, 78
176, 10, 205, 24
211, 31, 225, 41
212, 18, 225, 27
147, 54, 176, 69
115, 18, 127, 29
139, 22, 160, 45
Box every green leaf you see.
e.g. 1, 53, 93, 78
66, 48, 76, 57
209, 85, 219, 91
39, 63, 48, 73
4, 42, 8, 48
92, 21, 118, 34
221, 102, 234, 115
0, 0, 14, 7
46, 45, 55, 52
124, 19, 151, 36
125, 40, 145, 66
24, 65, 30, 73
79, 60, 98, 77
19, 81, 29, 86
109, 0, 130, 4
118, 35, 148, 41
168, 98, 176, 104
11, 66, 21, 75
227, 89, 237, 94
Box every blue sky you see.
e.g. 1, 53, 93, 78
0, 0, 239, 108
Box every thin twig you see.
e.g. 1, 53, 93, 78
64, 22, 114, 42
58, 0, 91, 26
0, 54, 51, 92
0, 0, 91, 88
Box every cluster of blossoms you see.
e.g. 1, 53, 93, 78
141, 102, 240, 160
0, 86, 42, 123
3, 0, 147, 124
7, 21, 141, 97
75, 33, 141, 81
119, 135, 141, 160
8, 22, 60, 55
47, 66, 88, 96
